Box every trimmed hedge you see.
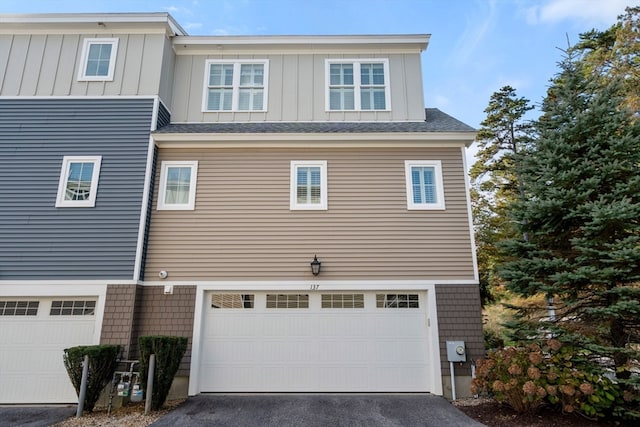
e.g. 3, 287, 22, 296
63, 344, 121, 412
138, 335, 188, 411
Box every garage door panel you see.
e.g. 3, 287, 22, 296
0, 297, 97, 403
208, 314, 265, 336
2, 374, 67, 402
374, 365, 429, 391
319, 315, 369, 336
200, 291, 430, 392
372, 340, 427, 362
317, 366, 369, 390
317, 340, 369, 363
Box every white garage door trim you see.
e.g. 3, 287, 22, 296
189, 282, 442, 395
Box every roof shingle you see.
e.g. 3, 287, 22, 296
153, 108, 475, 134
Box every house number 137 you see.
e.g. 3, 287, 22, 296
310, 284, 320, 290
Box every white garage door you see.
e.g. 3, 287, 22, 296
200, 291, 430, 392
0, 298, 97, 403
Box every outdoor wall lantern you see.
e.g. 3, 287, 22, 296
310, 255, 321, 276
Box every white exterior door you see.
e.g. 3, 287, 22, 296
0, 298, 97, 403
199, 291, 431, 392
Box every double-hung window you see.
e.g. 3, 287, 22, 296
78, 38, 118, 81
55, 156, 102, 208
326, 59, 389, 111
290, 160, 327, 210
157, 161, 198, 210
204, 60, 268, 111
404, 160, 446, 210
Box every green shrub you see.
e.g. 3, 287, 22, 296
138, 335, 188, 411
63, 344, 121, 413
483, 328, 505, 350
472, 339, 621, 419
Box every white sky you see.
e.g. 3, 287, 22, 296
1, 0, 636, 131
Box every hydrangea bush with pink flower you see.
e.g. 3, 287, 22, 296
472, 339, 622, 419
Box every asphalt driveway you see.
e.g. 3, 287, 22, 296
151, 394, 485, 427
0, 405, 75, 427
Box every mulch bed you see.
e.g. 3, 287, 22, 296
454, 398, 631, 427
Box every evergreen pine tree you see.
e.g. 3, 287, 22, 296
470, 86, 534, 305
499, 47, 640, 386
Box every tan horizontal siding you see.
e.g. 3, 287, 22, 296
144, 147, 475, 281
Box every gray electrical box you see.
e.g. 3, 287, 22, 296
446, 341, 466, 362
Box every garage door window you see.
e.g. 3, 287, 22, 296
212, 294, 254, 309
266, 294, 309, 308
376, 294, 419, 308
0, 301, 39, 316
321, 294, 364, 308
50, 300, 96, 316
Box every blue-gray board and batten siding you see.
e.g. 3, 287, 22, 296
0, 98, 155, 280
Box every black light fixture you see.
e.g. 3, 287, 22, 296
310, 255, 321, 276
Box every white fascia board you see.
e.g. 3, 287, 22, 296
173, 34, 429, 55
0, 13, 186, 36
152, 132, 477, 147
0, 95, 159, 100
0, 12, 173, 24
140, 279, 479, 289
0, 280, 137, 286
175, 34, 429, 46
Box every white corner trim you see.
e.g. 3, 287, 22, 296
150, 96, 159, 131
133, 135, 156, 281
426, 283, 443, 395
188, 288, 205, 396
462, 147, 480, 284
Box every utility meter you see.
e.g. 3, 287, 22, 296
117, 381, 130, 397
446, 340, 467, 362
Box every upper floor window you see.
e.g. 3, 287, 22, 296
55, 156, 102, 208
290, 160, 328, 210
326, 59, 390, 111
78, 38, 118, 81
404, 160, 446, 210
203, 60, 269, 112
157, 161, 198, 210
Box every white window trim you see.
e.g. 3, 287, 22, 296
157, 160, 198, 211
202, 59, 269, 112
77, 38, 119, 81
404, 160, 446, 210
325, 58, 390, 111
290, 160, 328, 210
55, 155, 102, 208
